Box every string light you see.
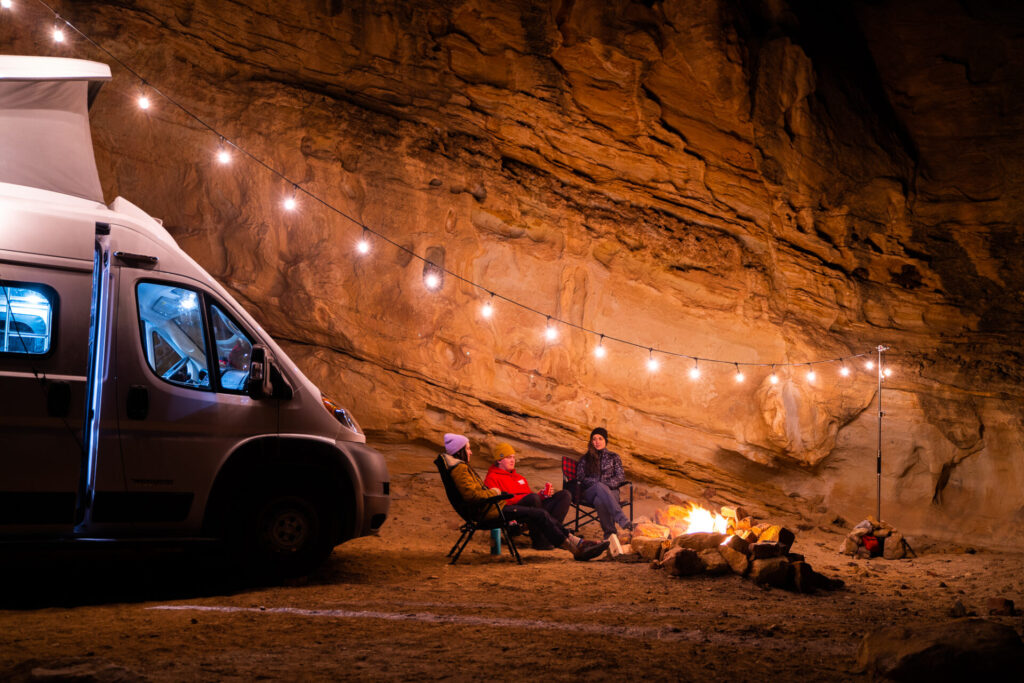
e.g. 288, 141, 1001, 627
20, 7, 889, 383
646, 349, 659, 372
883, 367, 893, 377
544, 317, 558, 342
356, 228, 370, 255
283, 185, 298, 211
806, 364, 816, 382
2, 0, 14, 10
865, 360, 875, 370
216, 139, 231, 164
839, 362, 850, 377
480, 293, 494, 319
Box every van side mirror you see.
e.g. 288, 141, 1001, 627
247, 344, 273, 399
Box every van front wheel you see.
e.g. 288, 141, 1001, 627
238, 480, 339, 578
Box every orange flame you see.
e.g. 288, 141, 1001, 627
655, 502, 733, 538
680, 503, 731, 535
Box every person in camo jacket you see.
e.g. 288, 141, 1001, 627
575, 427, 634, 540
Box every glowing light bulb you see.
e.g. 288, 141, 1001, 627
53, 27, 65, 42
646, 351, 659, 372
883, 367, 893, 377
769, 373, 779, 385
544, 320, 558, 341
216, 148, 231, 164
2, 0, 13, 10
734, 370, 745, 383
594, 343, 606, 359
689, 363, 700, 380
283, 196, 297, 211
424, 272, 440, 290
356, 238, 370, 255
137, 95, 150, 110
865, 360, 875, 370
840, 365, 850, 377
806, 368, 816, 382
481, 300, 493, 318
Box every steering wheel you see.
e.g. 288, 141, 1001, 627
162, 357, 189, 380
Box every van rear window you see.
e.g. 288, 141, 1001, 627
0, 284, 54, 355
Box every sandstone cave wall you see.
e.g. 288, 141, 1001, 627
6, 0, 1024, 545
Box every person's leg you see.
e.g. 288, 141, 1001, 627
542, 489, 572, 525
504, 505, 567, 548
511, 494, 553, 549
580, 483, 628, 538
517, 493, 543, 509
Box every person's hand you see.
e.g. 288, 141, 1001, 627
487, 487, 501, 496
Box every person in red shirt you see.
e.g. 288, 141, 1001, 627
484, 442, 572, 549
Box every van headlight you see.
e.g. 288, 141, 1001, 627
321, 394, 362, 434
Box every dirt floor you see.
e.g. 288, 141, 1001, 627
2, 448, 1023, 682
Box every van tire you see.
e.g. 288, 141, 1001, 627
233, 477, 340, 578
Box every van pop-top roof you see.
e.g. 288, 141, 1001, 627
0, 56, 112, 203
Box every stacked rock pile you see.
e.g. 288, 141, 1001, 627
838, 516, 914, 560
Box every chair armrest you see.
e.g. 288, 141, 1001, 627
484, 492, 514, 504
612, 480, 632, 490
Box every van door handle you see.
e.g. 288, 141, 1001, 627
126, 385, 149, 420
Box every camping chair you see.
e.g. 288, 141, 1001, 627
561, 456, 634, 533
434, 454, 523, 565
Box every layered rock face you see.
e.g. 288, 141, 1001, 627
6, 0, 1023, 545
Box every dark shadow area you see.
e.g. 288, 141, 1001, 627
0, 544, 248, 609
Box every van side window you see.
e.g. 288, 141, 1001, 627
136, 282, 211, 390
208, 303, 253, 392
0, 284, 55, 355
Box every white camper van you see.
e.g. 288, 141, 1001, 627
0, 56, 389, 576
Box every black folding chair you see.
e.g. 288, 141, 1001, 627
561, 456, 634, 533
435, 454, 523, 565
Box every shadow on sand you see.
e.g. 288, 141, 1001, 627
0, 544, 253, 609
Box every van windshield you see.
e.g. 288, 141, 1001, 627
209, 303, 253, 392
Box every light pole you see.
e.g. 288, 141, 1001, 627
875, 344, 889, 521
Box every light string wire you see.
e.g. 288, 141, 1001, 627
16, 0, 884, 372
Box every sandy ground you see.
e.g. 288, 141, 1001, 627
2, 449, 1023, 682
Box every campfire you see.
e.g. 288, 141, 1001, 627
615, 503, 843, 593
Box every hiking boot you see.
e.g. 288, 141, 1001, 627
574, 539, 610, 562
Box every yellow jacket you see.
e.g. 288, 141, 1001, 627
442, 453, 504, 522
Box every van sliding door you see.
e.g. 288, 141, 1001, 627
0, 259, 91, 533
